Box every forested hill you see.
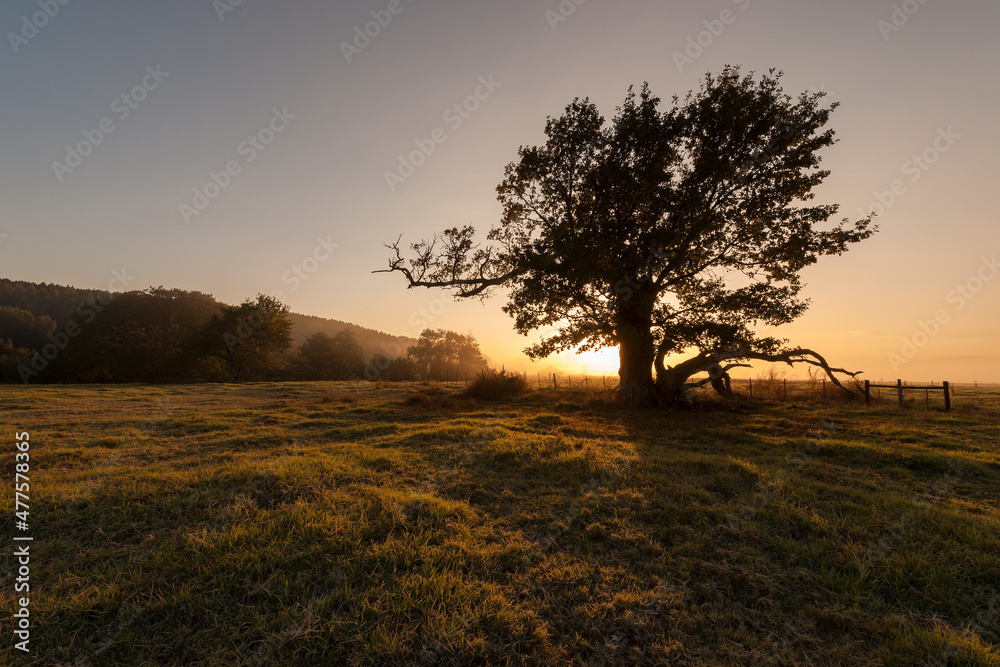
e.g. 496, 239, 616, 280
287, 312, 416, 361
0, 278, 416, 383
0, 278, 109, 326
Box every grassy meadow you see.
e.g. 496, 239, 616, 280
1, 381, 998, 665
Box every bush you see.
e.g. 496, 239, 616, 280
464, 367, 529, 401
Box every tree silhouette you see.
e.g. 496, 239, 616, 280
68, 288, 220, 382
192, 294, 293, 382
405, 329, 489, 381
380, 68, 875, 405
298, 330, 365, 380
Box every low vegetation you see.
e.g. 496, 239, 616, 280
1, 383, 998, 665
464, 367, 530, 401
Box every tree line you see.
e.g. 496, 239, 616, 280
0, 280, 488, 384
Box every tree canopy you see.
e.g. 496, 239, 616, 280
298, 330, 366, 380
191, 294, 293, 382
406, 329, 489, 381
380, 67, 875, 405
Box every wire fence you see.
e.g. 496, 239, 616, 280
417, 372, 999, 410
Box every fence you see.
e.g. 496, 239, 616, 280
864, 379, 951, 411
415, 372, 989, 411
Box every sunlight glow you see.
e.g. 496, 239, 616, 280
561, 346, 621, 375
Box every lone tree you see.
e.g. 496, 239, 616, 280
380, 68, 875, 406
192, 294, 292, 382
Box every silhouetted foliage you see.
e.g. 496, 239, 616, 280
0, 338, 34, 383
406, 329, 489, 381
464, 367, 529, 401
287, 313, 415, 361
190, 294, 293, 382
369, 353, 419, 382
65, 288, 222, 382
298, 330, 366, 380
0, 306, 56, 351
0, 280, 424, 385
381, 67, 875, 406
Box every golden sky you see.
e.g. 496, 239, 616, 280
2, 0, 997, 382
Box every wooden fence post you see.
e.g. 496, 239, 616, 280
749, 377, 753, 399
864, 380, 871, 406
897, 379, 904, 408
943, 381, 951, 412
783, 378, 788, 401
822, 379, 826, 401
553, 373, 558, 390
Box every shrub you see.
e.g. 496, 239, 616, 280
464, 367, 529, 401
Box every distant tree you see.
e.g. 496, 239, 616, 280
298, 330, 365, 380
406, 329, 489, 380
0, 278, 106, 327
297, 332, 337, 380
0, 338, 35, 383
0, 306, 56, 351
369, 353, 419, 381
381, 68, 874, 405
66, 288, 221, 382
191, 294, 293, 382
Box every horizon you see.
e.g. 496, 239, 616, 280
2, 0, 998, 383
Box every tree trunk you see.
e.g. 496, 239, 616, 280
655, 349, 712, 406
616, 320, 658, 407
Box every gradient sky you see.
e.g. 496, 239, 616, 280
2, 0, 998, 381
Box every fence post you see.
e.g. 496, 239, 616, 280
749, 377, 753, 399
783, 378, 787, 401
864, 380, 871, 406
943, 381, 951, 412
822, 379, 826, 401
603, 375, 607, 390
568, 375, 572, 389
897, 379, 904, 408
553, 373, 558, 390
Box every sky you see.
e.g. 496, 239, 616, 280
1, 0, 998, 382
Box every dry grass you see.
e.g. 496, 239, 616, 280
0, 382, 998, 665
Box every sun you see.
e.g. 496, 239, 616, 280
567, 346, 620, 374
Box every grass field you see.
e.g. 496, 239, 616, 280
1, 381, 998, 665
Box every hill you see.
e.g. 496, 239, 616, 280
286, 311, 416, 361
0, 276, 416, 363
